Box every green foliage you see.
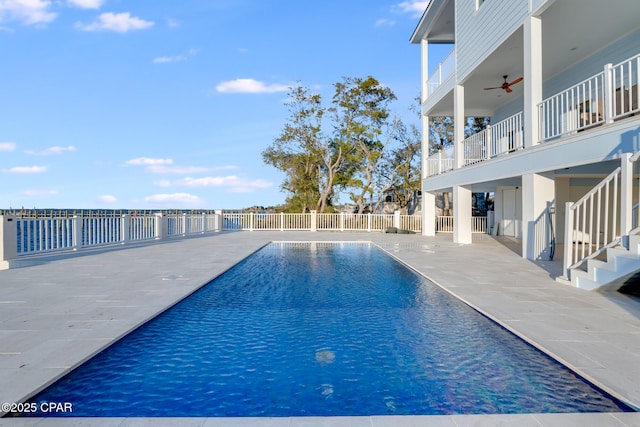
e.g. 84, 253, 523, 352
263, 76, 417, 213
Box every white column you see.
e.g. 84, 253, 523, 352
421, 39, 429, 103
453, 185, 472, 244
620, 153, 633, 247
422, 191, 436, 236
0, 215, 17, 269
524, 16, 542, 147
522, 173, 555, 260
454, 84, 465, 168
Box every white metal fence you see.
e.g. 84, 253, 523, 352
12, 213, 223, 257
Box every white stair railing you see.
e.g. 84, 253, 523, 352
563, 167, 621, 279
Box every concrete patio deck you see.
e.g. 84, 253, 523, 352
0, 231, 639, 426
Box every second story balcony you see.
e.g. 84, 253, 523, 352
425, 52, 640, 178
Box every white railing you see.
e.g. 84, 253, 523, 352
426, 149, 455, 177
436, 216, 488, 233
540, 53, 640, 141
462, 112, 524, 166
427, 49, 455, 97
3, 210, 425, 267
11, 213, 223, 258
16, 217, 75, 255
563, 168, 621, 277
539, 71, 605, 140
610, 54, 640, 120
222, 212, 420, 233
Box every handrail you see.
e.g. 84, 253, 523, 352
563, 167, 621, 278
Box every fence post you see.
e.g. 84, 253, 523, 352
155, 213, 168, 240
340, 212, 345, 231
604, 63, 614, 124
72, 215, 82, 250
280, 212, 284, 231
367, 213, 372, 232
310, 210, 317, 232
215, 210, 223, 231
562, 202, 574, 280
121, 214, 130, 244
0, 215, 17, 270
394, 211, 401, 230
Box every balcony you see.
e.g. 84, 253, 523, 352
425, 53, 640, 178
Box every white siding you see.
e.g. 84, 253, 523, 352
456, 0, 529, 82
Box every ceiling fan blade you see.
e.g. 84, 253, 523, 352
508, 77, 523, 86
484, 86, 502, 90
504, 87, 513, 93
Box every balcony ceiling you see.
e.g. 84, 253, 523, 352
424, 0, 640, 116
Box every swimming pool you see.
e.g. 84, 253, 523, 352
15, 242, 632, 416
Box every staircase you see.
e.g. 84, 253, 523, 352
562, 152, 640, 290
568, 234, 640, 290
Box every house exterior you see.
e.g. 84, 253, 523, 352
411, 0, 640, 289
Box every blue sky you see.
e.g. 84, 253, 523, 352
0, 0, 447, 210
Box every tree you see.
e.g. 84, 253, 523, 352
262, 85, 326, 213
263, 77, 397, 213
330, 76, 397, 213
375, 101, 421, 212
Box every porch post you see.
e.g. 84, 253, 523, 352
454, 84, 465, 169
421, 39, 429, 103
620, 153, 633, 248
522, 172, 555, 260
453, 185, 472, 244
422, 191, 436, 236
524, 16, 543, 147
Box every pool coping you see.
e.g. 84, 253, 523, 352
1, 232, 639, 426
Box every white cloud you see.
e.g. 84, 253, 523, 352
22, 188, 58, 196
216, 78, 290, 94
153, 48, 198, 64
0, 141, 16, 151
375, 18, 396, 27
147, 165, 211, 174
0, 0, 57, 25
67, 0, 103, 9
25, 145, 77, 155
97, 194, 117, 203
76, 12, 154, 33
158, 175, 273, 193
126, 157, 173, 166
143, 192, 204, 206
395, 1, 429, 17
166, 18, 180, 28
2, 165, 48, 173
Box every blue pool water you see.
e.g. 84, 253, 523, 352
18, 242, 632, 416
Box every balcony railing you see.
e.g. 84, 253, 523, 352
427, 49, 455, 97
436, 216, 488, 233
463, 112, 524, 166
540, 54, 640, 141
426, 52, 640, 178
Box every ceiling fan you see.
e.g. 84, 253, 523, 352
484, 75, 523, 93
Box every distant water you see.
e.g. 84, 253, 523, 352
15, 242, 634, 417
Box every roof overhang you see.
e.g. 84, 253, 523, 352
409, 0, 455, 44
